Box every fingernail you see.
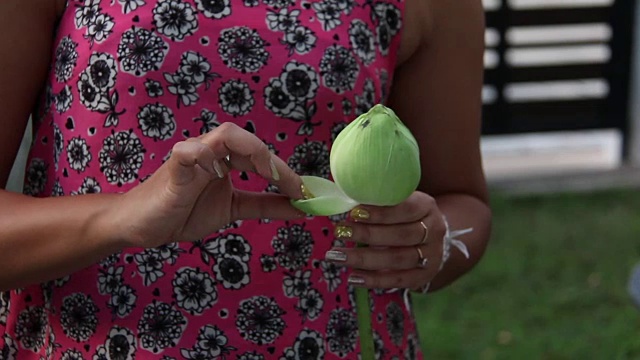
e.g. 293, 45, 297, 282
212, 160, 225, 179
350, 208, 370, 221
334, 225, 353, 239
301, 184, 315, 200
270, 159, 280, 181
348, 275, 366, 285
325, 250, 347, 262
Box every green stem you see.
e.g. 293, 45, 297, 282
355, 242, 375, 360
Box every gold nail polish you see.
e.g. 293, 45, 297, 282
325, 250, 347, 262
348, 275, 366, 285
334, 225, 353, 239
350, 207, 370, 221
269, 159, 280, 181
301, 184, 315, 200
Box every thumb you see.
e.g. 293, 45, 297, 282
231, 190, 306, 221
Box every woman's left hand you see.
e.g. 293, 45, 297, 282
325, 191, 445, 291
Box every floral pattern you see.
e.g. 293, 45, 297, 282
5, 0, 423, 358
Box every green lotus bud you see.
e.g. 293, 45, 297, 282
292, 104, 421, 215
331, 104, 420, 206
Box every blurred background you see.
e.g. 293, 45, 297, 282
5, 0, 640, 358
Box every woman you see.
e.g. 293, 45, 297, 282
0, 0, 491, 358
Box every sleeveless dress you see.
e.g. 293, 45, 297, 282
0, 0, 424, 358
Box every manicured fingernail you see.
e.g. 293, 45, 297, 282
334, 225, 353, 239
270, 159, 280, 181
213, 160, 224, 179
325, 250, 347, 262
301, 184, 315, 200
348, 275, 365, 285
350, 207, 370, 221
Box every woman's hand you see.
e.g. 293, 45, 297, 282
110, 122, 305, 249
325, 191, 446, 291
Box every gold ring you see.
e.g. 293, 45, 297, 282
416, 246, 428, 268
419, 221, 429, 245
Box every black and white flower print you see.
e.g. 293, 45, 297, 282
297, 288, 324, 321
264, 0, 295, 8
78, 52, 125, 126
355, 78, 376, 115
213, 255, 250, 290
55, 36, 79, 83
283, 270, 312, 298
118, 27, 169, 76
23, 158, 47, 196
238, 351, 265, 360
105, 326, 137, 360
313, 1, 343, 31
108, 285, 137, 318
283, 25, 317, 56
98, 266, 124, 295
0, 291, 9, 325
134, 249, 165, 286
330, 122, 347, 142
164, 71, 199, 107
372, 2, 403, 36
272, 223, 313, 270
260, 254, 277, 272
280, 348, 296, 360
54, 124, 64, 170
75, 0, 101, 29
137, 103, 176, 140
118, 0, 146, 14
287, 141, 330, 178
218, 79, 254, 116
153, 0, 198, 41
195, 325, 235, 358
386, 301, 404, 346
152, 242, 184, 265
61, 349, 85, 360
66, 137, 92, 172
93, 345, 108, 360
180, 51, 219, 88
293, 329, 325, 360
87, 13, 115, 46
137, 301, 187, 353
52, 180, 64, 196
55, 85, 74, 114
145, 79, 164, 97
99, 130, 145, 186
211, 234, 252, 262
1, 334, 18, 360
193, 109, 220, 135
219, 27, 270, 73
172, 267, 217, 315
71, 176, 102, 195
342, 98, 353, 115
326, 308, 358, 357
60, 293, 99, 342
236, 296, 285, 345
266, 8, 299, 32
15, 306, 48, 352
349, 20, 376, 65
404, 332, 419, 360
195, 0, 231, 19
99, 251, 121, 268
320, 45, 360, 94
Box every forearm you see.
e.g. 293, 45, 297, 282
0, 190, 124, 291
428, 193, 492, 291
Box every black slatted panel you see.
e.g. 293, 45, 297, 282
482, 0, 636, 140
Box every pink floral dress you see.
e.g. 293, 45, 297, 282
0, 0, 424, 358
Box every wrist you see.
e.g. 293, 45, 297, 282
86, 193, 131, 252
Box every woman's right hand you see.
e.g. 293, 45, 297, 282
109, 122, 305, 249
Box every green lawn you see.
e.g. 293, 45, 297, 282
414, 188, 640, 359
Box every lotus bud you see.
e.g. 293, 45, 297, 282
292, 104, 421, 216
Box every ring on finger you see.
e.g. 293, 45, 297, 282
415, 246, 428, 268
418, 221, 429, 245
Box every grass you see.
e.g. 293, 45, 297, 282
413, 188, 640, 359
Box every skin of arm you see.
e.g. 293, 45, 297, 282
387, 0, 492, 292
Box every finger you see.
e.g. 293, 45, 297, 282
168, 140, 223, 186
334, 219, 434, 247
324, 245, 428, 271
226, 153, 303, 200
202, 123, 304, 199
348, 191, 436, 224
231, 190, 305, 221
347, 268, 435, 290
